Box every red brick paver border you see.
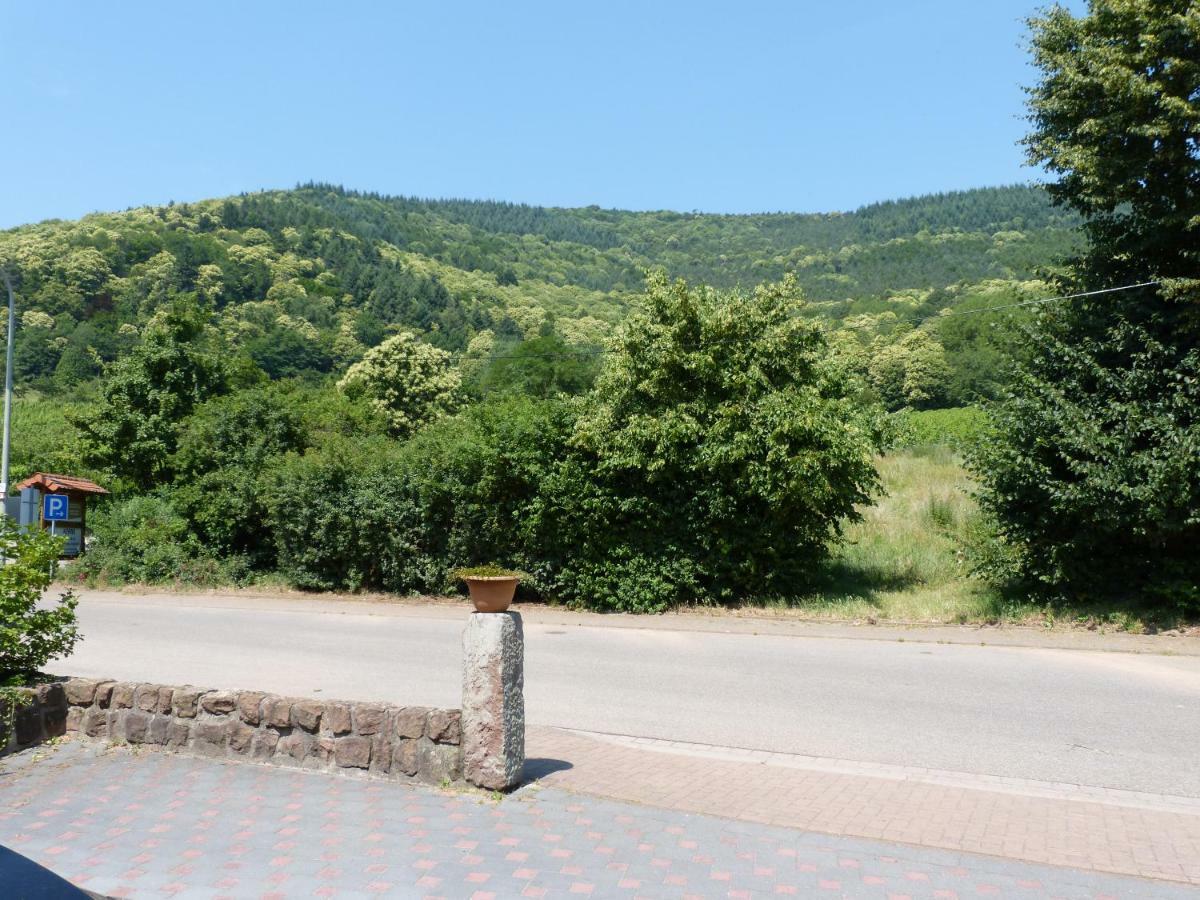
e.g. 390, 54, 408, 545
527, 726, 1200, 886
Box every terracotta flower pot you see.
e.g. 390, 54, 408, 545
464, 576, 519, 613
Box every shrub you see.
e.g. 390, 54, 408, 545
263, 397, 570, 593
79, 495, 245, 586
895, 407, 988, 451
0, 518, 79, 684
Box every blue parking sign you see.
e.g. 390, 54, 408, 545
43, 494, 69, 521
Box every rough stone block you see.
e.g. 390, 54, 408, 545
149, 715, 172, 745
155, 687, 174, 714
64, 679, 98, 706
82, 707, 108, 738
65, 706, 84, 733
95, 682, 116, 708
417, 738, 462, 784
43, 707, 67, 738
229, 721, 256, 753
291, 700, 323, 732
324, 704, 352, 735
393, 706, 428, 740
335, 736, 371, 768
110, 683, 136, 709
353, 704, 387, 736
171, 688, 202, 718
200, 691, 237, 715
461, 611, 525, 790
264, 697, 291, 728
124, 711, 151, 744
167, 721, 190, 749
237, 692, 265, 726
369, 735, 392, 774
312, 735, 336, 763
250, 729, 279, 759
134, 684, 160, 712
36, 683, 66, 709
14, 709, 40, 746
194, 720, 229, 748
279, 732, 312, 761
392, 739, 419, 777
427, 709, 461, 745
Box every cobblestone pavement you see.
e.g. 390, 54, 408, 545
526, 728, 1200, 888
1, 741, 1194, 899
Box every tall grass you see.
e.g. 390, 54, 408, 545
758, 446, 1015, 622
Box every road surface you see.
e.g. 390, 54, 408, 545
55, 590, 1200, 797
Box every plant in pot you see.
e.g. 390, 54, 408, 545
452, 564, 523, 613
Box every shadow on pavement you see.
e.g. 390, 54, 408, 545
0, 844, 102, 898
522, 757, 573, 784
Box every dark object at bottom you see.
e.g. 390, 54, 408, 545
0, 845, 101, 898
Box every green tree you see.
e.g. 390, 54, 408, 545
73, 304, 234, 485
337, 331, 463, 437
866, 329, 950, 410
973, 0, 1200, 610
541, 272, 886, 611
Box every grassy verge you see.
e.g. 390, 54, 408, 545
745, 446, 1185, 632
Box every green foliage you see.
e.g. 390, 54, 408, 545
895, 407, 989, 450
72, 304, 236, 486
866, 329, 950, 410
539, 273, 887, 611
79, 495, 247, 586
972, 324, 1200, 610
451, 565, 522, 579
0, 518, 79, 684
470, 332, 600, 399
171, 383, 311, 560
263, 397, 569, 592
337, 331, 463, 437
975, 1, 1200, 612
1024, 0, 1200, 310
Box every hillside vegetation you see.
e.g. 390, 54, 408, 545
0, 183, 1098, 621
0, 184, 1077, 416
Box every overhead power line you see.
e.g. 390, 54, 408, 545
451, 280, 1164, 363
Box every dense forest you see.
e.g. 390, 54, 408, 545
0, 183, 1078, 414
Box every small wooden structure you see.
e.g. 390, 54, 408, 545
12, 473, 108, 558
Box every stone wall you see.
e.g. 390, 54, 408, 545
3, 678, 462, 785
0, 683, 69, 754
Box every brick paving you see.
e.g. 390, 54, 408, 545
1, 740, 1195, 899
526, 727, 1200, 888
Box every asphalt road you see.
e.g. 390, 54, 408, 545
56, 591, 1200, 797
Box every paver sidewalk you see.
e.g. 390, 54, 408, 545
527, 727, 1200, 888
1, 741, 1194, 899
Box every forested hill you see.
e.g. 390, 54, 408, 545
0, 183, 1079, 403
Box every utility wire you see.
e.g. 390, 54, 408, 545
451, 279, 1163, 362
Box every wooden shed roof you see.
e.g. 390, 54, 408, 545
13, 473, 109, 495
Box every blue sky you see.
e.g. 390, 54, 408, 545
0, 1, 1085, 228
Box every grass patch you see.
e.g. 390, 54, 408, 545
746, 447, 1191, 630
780, 446, 1009, 622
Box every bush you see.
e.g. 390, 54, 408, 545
263, 397, 570, 593
537, 273, 886, 611
0, 518, 79, 684
895, 407, 988, 451
79, 495, 247, 586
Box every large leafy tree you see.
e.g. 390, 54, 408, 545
539, 272, 886, 612
973, 1, 1200, 609
337, 331, 463, 437
74, 304, 235, 486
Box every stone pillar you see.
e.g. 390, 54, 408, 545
461, 611, 525, 790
